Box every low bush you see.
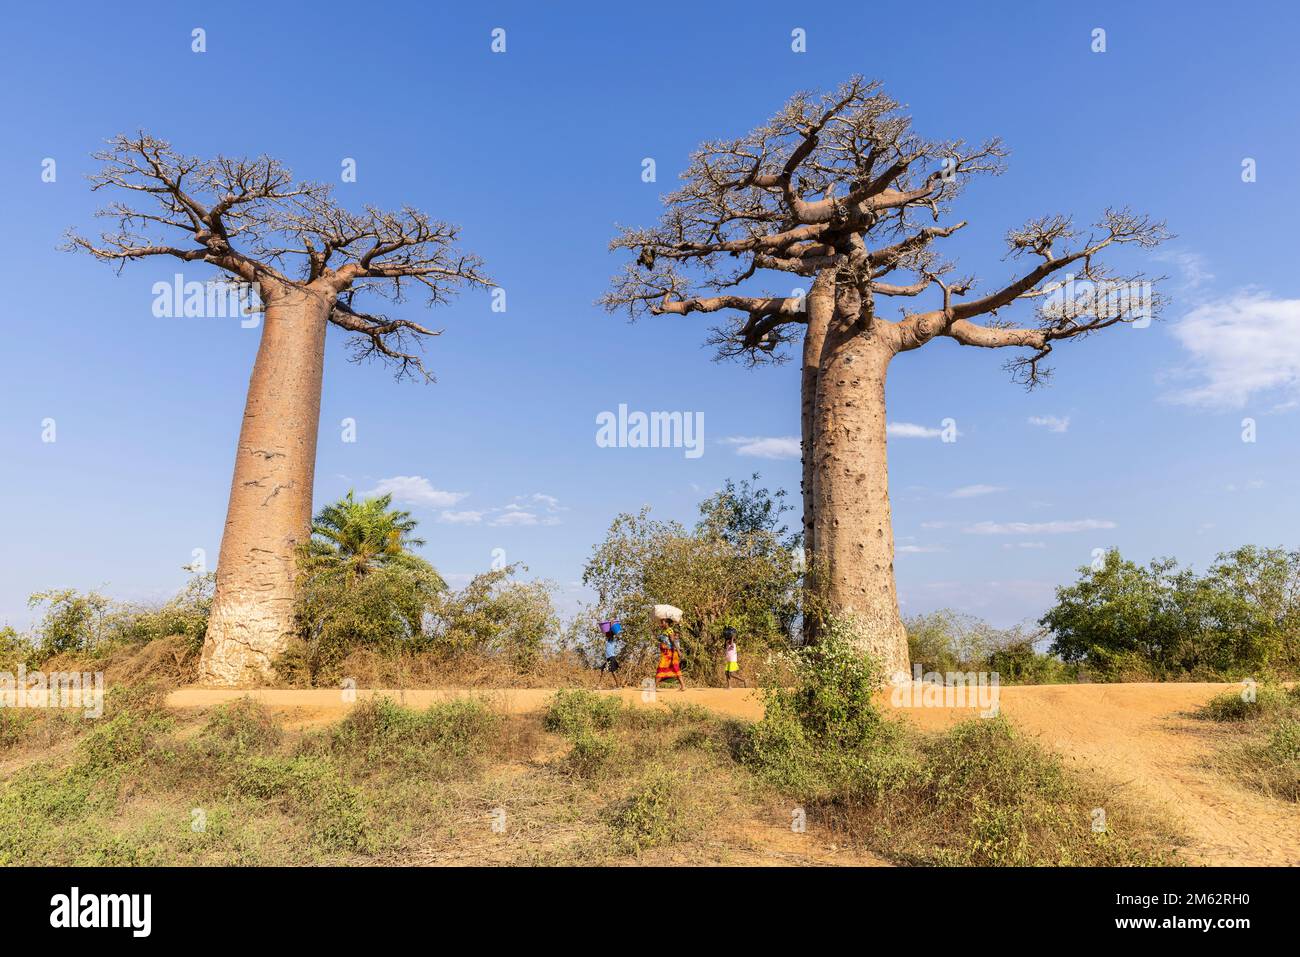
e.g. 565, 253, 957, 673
543, 689, 622, 737
1196, 684, 1298, 723
562, 730, 623, 779
321, 697, 499, 775
741, 615, 1178, 865
604, 768, 688, 854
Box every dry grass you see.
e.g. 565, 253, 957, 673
0, 682, 1188, 867
1195, 685, 1300, 803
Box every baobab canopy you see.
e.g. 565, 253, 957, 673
604, 76, 1168, 675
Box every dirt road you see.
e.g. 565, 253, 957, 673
166, 681, 1300, 866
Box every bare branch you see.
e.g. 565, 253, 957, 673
68, 132, 491, 380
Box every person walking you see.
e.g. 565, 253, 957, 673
597, 620, 623, 688
653, 605, 687, 691
722, 626, 746, 688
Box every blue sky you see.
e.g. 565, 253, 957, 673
2, 1, 1299, 631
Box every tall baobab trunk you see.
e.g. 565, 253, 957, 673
199, 283, 334, 685
799, 271, 834, 642
811, 316, 909, 678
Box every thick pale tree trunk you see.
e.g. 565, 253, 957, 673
199, 283, 333, 685
799, 270, 834, 643
811, 318, 909, 677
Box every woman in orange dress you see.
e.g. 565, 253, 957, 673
654, 616, 687, 690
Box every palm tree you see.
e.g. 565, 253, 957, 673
304, 491, 445, 588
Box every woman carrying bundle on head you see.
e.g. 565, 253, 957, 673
653, 604, 687, 691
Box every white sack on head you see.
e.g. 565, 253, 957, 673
653, 604, 683, 623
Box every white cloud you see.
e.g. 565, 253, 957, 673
418, 491, 568, 527
1167, 293, 1300, 408
920, 520, 950, 529
887, 422, 944, 439
949, 484, 1005, 499
723, 436, 801, 459
1001, 541, 1047, 550
1153, 249, 1215, 291
1224, 480, 1265, 492
512, 493, 567, 514
963, 519, 1116, 535
491, 510, 540, 527
898, 544, 947, 554
369, 476, 467, 508
1028, 415, 1070, 433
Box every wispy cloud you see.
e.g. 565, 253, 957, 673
376, 483, 567, 527
487, 494, 567, 526
491, 510, 546, 527
1224, 479, 1265, 492
948, 484, 1005, 499
722, 435, 801, 459
898, 544, 947, 554
1166, 292, 1300, 409
963, 519, 1116, 535
1028, 415, 1070, 433
369, 475, 467, 508
1001, 541, 1047, 550
1153, 249, 1215, 292
887, 421, 955, 439
509, 493, 567, 515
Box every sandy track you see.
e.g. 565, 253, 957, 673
166, 681, 1300, 866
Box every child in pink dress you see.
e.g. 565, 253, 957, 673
723, 627, 746, 688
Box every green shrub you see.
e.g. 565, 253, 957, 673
906, 611, 1073, 685
543, 689, 622, 737
1251, 720, 1300, 801
1042, 546, 1300, 679
0, 625, 35, 670
0, 711, 34, 750
428, 566, 558, 672
740, 615, 1174, 865
25, 578, 213, 664
198, 697, 283, 754
1196, 684, 1297, 722
77, 703, 173, 771
324, 697, 498, 773
563, 730, 622, 779
604, 769, 685, 854
762, 617, 887, 746
742, 617, 913, 799
232, 754, 368, 851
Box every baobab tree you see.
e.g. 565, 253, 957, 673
604, 78, 1167, 674
69, 133, 489, 685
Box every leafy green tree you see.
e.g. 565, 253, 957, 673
290, 492, 447, 681
0, 625, 35, 670
428, 564, 558, 671
304, 490, 443, 586
27, 588, 116, 657
1041, 547, 1300, 679
583, 477, 802, 682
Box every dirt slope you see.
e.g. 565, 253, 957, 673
166, 682, 1300, 866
